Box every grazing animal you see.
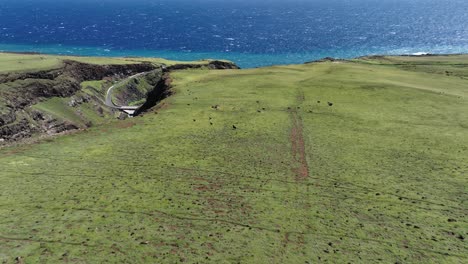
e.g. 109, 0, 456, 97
328, 102, 333, 106
233, 125, 237, 130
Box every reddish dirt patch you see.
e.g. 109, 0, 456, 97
153, 102, 170, 112
290, 110, 309, 180
1, 149, 23, 157
194, 182, 222, 191
115, 121, 136, 129
195, 186, 210, 191
164, 73, 173, 86
295, 233, 306, 250
282, 232, 291, 248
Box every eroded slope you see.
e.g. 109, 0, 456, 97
0, 53, 238, 143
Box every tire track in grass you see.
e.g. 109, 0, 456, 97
290, 109, 309, 180
290, 87, 309, 181
278, 88, 311, 262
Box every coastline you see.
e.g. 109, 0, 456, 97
2, 43, 468, 68
1, 50, 467, 70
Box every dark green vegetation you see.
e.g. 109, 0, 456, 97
110, 70, 165, 107
0, 55, 467, 263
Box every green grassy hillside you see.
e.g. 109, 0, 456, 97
0, 56, 467, 263
0, 52, 207, 73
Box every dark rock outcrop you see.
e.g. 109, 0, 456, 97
305, 57, 345, 64
0, 118, 36, 141
206, 60, 240, 69
166, 60, 239, 71
0, 108, 16, 127
61, 60, 156, 83
0, 61, 158, 142
0, 70, 61, 83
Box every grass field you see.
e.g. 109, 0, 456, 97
0, 56, 467, 263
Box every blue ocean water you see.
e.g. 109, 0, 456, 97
0, 0, 467, 68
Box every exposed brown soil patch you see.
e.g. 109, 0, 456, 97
290, 110, 309, 180
282, 232, 291, 248
154, 102, 171, 112
115, 121, 137, 129
194, 182, 222, 192
278, 107, 311, 260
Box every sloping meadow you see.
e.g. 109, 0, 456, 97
1, 57, 467, 263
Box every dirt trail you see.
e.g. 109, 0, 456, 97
277, 91, 311, 262
290, 109, 309, 180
